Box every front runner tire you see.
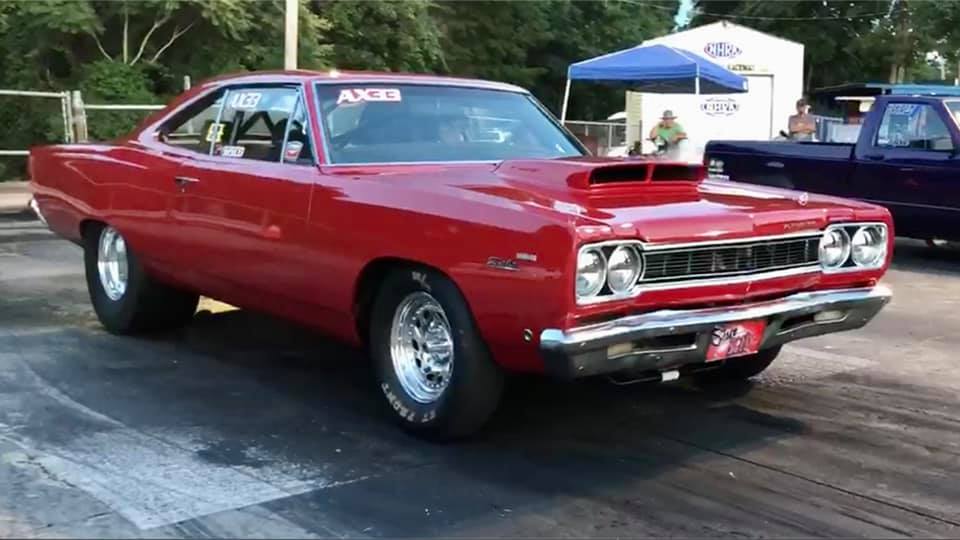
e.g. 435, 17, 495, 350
83, 223, 199, 335
369, 267, 504, 441
697, 346, 782, 383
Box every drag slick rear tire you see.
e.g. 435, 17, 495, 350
83, 223, 199, 335
697, 346, 781, 383
369, 267, 504, 441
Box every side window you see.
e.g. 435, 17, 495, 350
158, 89, 225, 154
212, 86, 299, 162
280, 95, 315, 165
875, 103, 954, 151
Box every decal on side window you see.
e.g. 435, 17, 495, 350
220, 145, 245, 158
229, 92, 263, 110
284, 141, 303, 161
205, 123, 225, 143
336, 88, 402, 105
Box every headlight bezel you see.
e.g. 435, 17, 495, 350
850, 224, 888, 268
575, 247, 608, 299
818, 227, 851, 270
606, 244, 643, 294
820, 222, 888, 273
575, 240, 645, 304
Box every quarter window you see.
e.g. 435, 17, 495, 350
211, 86, 301, 162
158, 89, 225, 154
279, 95, 315, 165
875, 103, 954, 151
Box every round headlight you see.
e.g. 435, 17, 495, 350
851, 226, 886, 267
819, 228, 851, 269
576, 248, 606, 298
606, 245, 642, 294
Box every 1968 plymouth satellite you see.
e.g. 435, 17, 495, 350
29, 71, 893, 440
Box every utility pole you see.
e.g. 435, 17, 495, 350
284, 0, 298, 70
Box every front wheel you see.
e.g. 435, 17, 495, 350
696, 346, 781, 383
369, 267, 504, 441
84, 224, 199, 334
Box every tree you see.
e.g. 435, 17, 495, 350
317, 0, 443, 72
691, 0, 890, 91
434, 0, 677, 119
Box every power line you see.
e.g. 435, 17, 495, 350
630, 1, 891, 22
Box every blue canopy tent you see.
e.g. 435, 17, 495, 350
560, 44, 749, 121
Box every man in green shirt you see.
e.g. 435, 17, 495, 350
648, 109, 687, 152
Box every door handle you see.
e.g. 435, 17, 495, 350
174, 176, 200, 189
863, 153, 885, 161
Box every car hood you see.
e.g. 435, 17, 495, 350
332, 157, 885, 244
459, 158, 880, 244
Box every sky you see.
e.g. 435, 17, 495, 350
675, 0, 694, 28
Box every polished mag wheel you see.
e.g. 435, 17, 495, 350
390, 292, 454, 403
97, 226, 129, 301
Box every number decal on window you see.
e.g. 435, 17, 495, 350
205, 123, 225, 142
220, 145, 245, 158
336, 88, 402, 105
230, 92, 263, 110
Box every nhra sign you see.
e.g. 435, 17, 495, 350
703, 41, 742, 59
701, 98, 740, 117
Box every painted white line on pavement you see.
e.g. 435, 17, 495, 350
0, 352, 372, 530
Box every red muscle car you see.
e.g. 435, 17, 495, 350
29, 71, 893, 440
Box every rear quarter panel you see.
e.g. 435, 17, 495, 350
29, 142, 173, 254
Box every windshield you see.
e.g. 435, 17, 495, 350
314, 83, 585, 165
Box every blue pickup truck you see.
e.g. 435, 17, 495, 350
705, 95, 960, 243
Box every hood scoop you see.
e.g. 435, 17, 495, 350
581, 162, 705, 188
496, 159, 705, 192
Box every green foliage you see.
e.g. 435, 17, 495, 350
435, 0, 677, 118
321, 0, 442, 72
80, 61, 156, 140
691, 0, 960, 90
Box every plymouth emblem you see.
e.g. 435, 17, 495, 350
486, 257, 519, 271
797, 192, 809, 207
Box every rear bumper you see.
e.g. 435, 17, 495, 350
29, 197, 47, 225
539, 285, 891, 379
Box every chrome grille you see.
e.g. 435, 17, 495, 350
642, 236, 821, 283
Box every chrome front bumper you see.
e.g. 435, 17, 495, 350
539, 285, 892, 379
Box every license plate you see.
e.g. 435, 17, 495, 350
706, 320, 766, 362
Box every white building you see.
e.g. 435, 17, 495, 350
627, 21, 804, 159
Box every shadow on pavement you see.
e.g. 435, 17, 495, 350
1, 306, 810, 536
890, 238, 960, 277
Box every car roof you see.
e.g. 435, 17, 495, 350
197, 70, 529, 94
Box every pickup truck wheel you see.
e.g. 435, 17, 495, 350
84, 224, 199, 334
697, 346, 781, 383
370, 268, 504, 441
